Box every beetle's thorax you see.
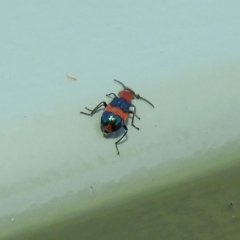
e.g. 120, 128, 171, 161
118, 89, 133, 102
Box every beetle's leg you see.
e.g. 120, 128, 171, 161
129, 110, 140, 130
129, 104, 140, 120
80, 101, 107, 116
106, 93, 117, 98
115, 125, 128, 155
84, 107, 93, 111
114, 79, 127, 89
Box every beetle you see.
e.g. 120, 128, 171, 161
80, 79, 154, 155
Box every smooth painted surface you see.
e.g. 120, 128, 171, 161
1, 1, 240, 238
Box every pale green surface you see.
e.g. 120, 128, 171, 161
4, 140, 240, 240
1, 1, 240, 239
1, 0, 240, 220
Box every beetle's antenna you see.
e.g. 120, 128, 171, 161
114, 79, 154, 108
114, 79, 127, 89
114, 79, 135, 94
134, 94, 154, 108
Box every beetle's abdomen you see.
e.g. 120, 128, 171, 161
104, 97, 130, 121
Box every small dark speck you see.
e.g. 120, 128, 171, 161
229, 202, 233, 207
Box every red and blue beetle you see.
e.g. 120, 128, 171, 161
80, 79, 154, 155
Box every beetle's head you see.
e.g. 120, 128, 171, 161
101, 112, 123, 136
